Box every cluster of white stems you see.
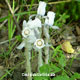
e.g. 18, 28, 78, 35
17, 1, 59, 80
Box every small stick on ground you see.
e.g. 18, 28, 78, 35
0, 19, 7, 28
0, 38, 15, 45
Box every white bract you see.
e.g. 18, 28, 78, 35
23, 20, 27, 29
51, 26, 59, 29
43, 27, 50, 38
17, 41, 25, 49
45, 11, 55, 26
34, 39, 45, 49
37, 1, 46, 16
17, 35, 36, 49
28, 35, 37, 43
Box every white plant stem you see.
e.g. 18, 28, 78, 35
44, 26, 50, 64
45, 43, 49, 64
25, 40, 32, 80
38, 49, 43, 72
38, 28, 43, 72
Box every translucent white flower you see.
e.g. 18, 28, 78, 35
37, 1, 46, 16
34, 39, 45, 49
45, 11, 55, 26
22, 27, 35, 38
27, 18, 42, 29
17, 41, 25, 49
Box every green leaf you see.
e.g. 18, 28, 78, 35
70, 73, 80, 80
0, 16, 9, 22
16, 35, 22, 41
39, 63, 61, 75
52, 75, 69, 80
59, 54, 66, 67
50, 64, 61, 73
53, 45, 62, 58
40, 64, 50, 73
33, 76, 48, 80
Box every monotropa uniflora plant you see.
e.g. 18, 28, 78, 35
17, 1, 59, 80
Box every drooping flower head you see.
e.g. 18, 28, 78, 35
45, 11, 55, 26
34, 39, 45, 49
37, 1, 46, 16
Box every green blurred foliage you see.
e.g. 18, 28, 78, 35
56, 0, 80, 21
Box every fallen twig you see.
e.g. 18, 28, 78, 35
0, 38, 15, 45
0, 19, 7, 28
